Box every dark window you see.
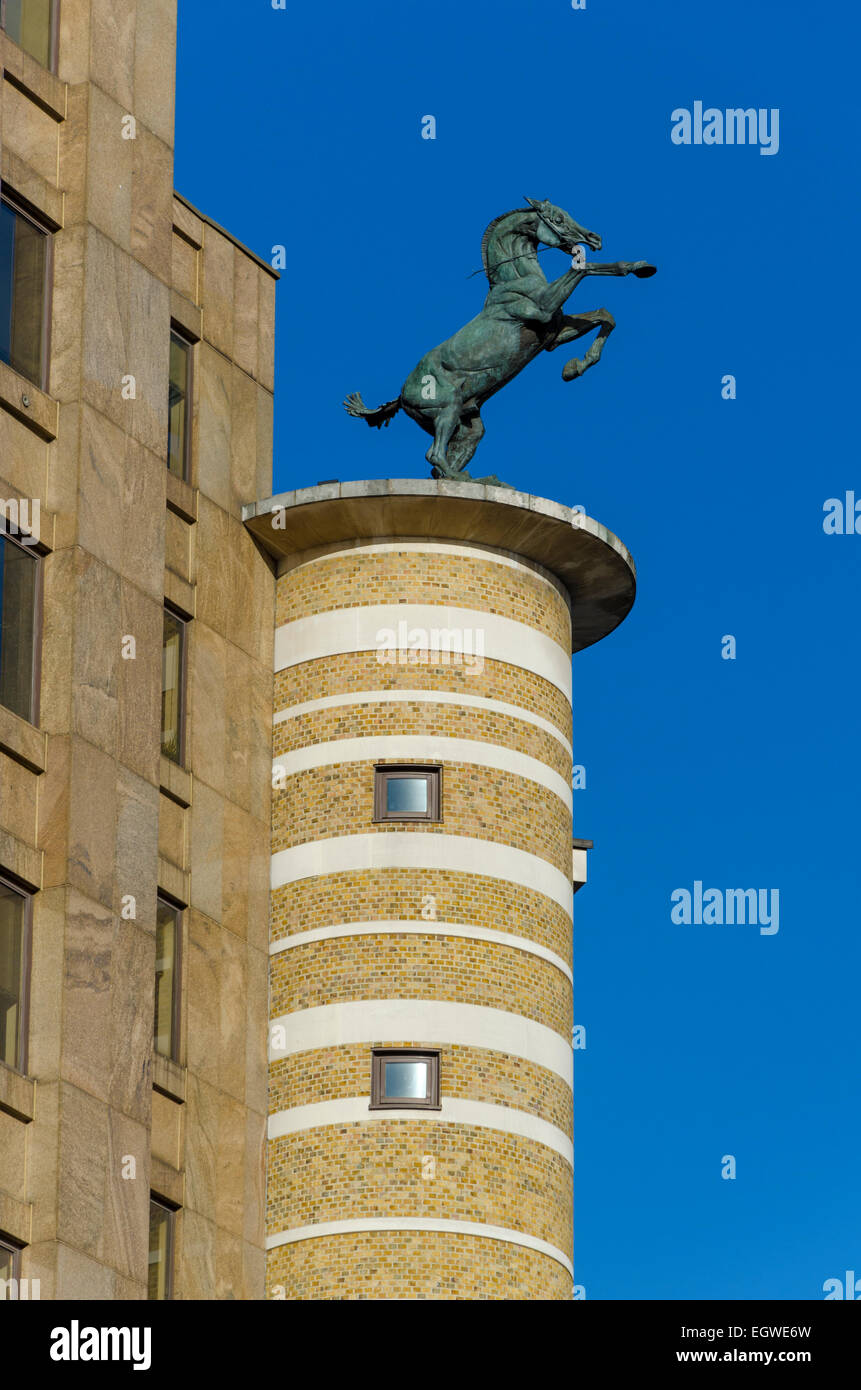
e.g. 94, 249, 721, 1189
167, 330, 191, 479
148, 1198, 175, 1300
0, 533, 40, 723
0, 194, 49, 387
1, 0, 57, 70
154, 897, 181, 1062
0, 1236, 22, 1295
374, 765, 441, 822
0, 876, 31, 1073
370, 1049, 440, 1110
161, 607, 186, 764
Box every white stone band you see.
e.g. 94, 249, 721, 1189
270, 921, 572, 984
268, 999, 573, 1087
268, 1096, 573, 1166
272, 735, 571, 811
274, 604, 572, 700
270, 832, 575, 916
265, 1216, 573, 1279
274, 688, 573, 758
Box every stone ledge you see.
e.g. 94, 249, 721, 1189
244, 480, 636, 653
164, 568, 194, 619
0, 362, 58, 441
150, 1155, 184, 1209
0, 146, 63, 229
157, 854, 189, 905
0, 1060, 35, 1123
166, 470, 198, 525
0, 32, 66, 122
0, 827, 41, 890
0, 704, 46, 775
170, 290, 201, 343
160, 757, 191, 808
0, 1190, 32, 1246
152, 1051, 186, 1105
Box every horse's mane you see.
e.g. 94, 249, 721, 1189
480, 208, 532, 277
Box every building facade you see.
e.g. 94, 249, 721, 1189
1, 1, 635, 1300
1, 0, 276, 1299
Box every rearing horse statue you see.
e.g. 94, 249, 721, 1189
344, 197, 656, 485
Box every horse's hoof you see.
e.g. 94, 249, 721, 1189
631, 261, 657, 277
562, 359, 584, 381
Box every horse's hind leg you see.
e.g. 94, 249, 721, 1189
426, 401, 463, 472
444, 413, 486, 478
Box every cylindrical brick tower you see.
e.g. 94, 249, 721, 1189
244, 480, 635, 1300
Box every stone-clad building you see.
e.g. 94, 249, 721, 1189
1, 0, 276, 1299
1, 1, 635, 1300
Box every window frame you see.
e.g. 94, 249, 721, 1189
147, 1196, 177, 1301
0, 0, 60, 73
154, 893, 182, 1064
0, 188, 53, 392
0, 872, 33, 1076
161, 603, 188, 767
369, 1048, 441, 1111
167, 325, 193, 482
0, 1234, 22, 1293
0, 528, 43, 727
374, 765, 442, 823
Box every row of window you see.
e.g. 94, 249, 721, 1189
0, 531, 187, 768
0, 0, 57, 72
2, 1196, 175, 1299
1, 874, 181, 1073
1, 192, 194, 477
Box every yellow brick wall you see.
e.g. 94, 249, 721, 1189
271, 761, 571, 874
271, 868, 572, 961
267, 1124, 572, 1253
274, 700, 569, 779
276, 548, 571, 648
267, 1230, 571, 1300
271, 934, 571, 1035
269, 1042, 573, 1135
274, 653, 571, 736
268, 541, 574, 1299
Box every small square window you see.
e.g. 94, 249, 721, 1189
374, 766, 441, 822
370, 1049, 440, 1110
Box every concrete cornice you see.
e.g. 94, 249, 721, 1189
243, 479, 636, 652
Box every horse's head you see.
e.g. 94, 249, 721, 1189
524, 197, 602, 254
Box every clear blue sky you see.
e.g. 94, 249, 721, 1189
175, 0, 861, 1299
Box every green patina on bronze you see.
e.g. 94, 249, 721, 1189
344, 197, 656, 487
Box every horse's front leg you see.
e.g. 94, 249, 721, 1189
581, 260, 655, 278
546, 309, 617, 381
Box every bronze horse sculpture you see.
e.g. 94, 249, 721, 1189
344, 197, 656, 485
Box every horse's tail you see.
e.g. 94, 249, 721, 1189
343, 391, 402, 429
